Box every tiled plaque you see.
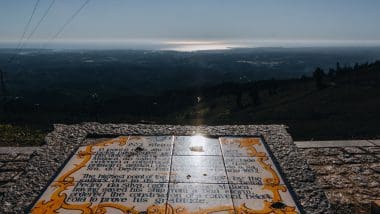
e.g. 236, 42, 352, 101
31, 136, 301, 214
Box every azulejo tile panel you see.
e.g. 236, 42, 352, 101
167, 183, 234, 213
220, 137, 268, 157
170, 155, 228, 183
224, 156, 285, 185
30, 136, 301, 214
173, 136, 222, 156
230, 183, 300, 213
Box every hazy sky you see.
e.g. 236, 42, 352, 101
1, 0, 380, 48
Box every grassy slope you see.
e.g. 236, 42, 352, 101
175, 67, 380, 140
0, 124, 46, 146
1, 62, 379, 145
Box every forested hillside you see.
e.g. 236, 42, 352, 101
1, 48, 380, 145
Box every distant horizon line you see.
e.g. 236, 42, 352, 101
1, 39, 380, 51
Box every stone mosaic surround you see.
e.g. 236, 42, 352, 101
297, 140, 380, 214
0, 147, 39, 199
0, 123, 330, 213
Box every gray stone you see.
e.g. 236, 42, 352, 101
298, 143, 380, 214
295, 140, 375, 148
353, 155, 378, 164
362, 147, 380, 154
0, 162, 27, 171
337, 154, 377, 164
306, 156, 344, 165
318, 175, 353, 189
343, 147, 367, 154
0, 171, 20, 182
0, 153, 17, 162
370, 163, 380, 173
368, 140, 380, 146
300, 148, 343, 156
14, 153, 32, 161
0, 147, 39, 155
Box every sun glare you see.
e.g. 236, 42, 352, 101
162, 40, 239, 51
190, 134, 207, 146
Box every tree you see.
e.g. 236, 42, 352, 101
249, 84, 261, 106
313, 67, 325, 90
354, 63, 359, 70
0, 68, 7, 115
0, 69, 6, 96
336, 62, 341, 73
268, 78, 278, 96
235, 91, 243, 109
88, 92, 101, 121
